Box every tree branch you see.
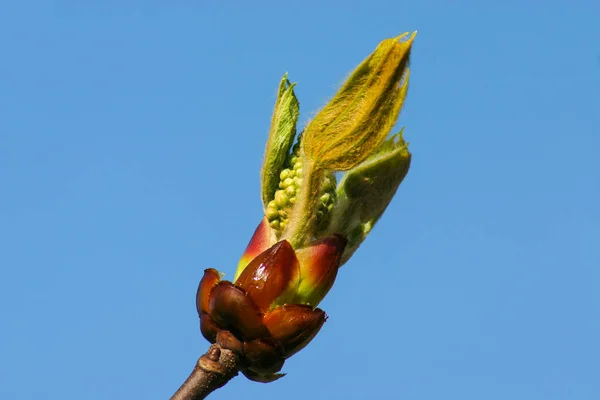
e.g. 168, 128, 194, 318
171, 344, 241, 400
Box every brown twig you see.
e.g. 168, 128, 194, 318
171, 344, 241, 400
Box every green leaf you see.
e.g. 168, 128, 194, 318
328, 130, 412, 264
261, 74, 300, 211
302, 33, 415, 171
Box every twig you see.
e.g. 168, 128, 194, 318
171, 344, 241, 400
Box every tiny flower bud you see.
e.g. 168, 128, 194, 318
280, 169, 290, 181
275, 191, 289, 207
266, 204, 279, 220
282, 178, 294, 189
285, 186, 296, 197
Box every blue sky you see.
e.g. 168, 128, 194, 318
1, 2, 599, 399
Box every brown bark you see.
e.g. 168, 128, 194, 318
170, 344, 241, 400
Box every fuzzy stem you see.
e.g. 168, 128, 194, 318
171, 344, 241, 400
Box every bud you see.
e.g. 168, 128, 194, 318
194, 33, 417, 383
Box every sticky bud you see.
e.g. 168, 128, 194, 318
235, 240, 300, 311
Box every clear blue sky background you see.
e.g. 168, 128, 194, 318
1, 1, 599, 399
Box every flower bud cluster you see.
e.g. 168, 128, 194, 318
266, 142, 337, 232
